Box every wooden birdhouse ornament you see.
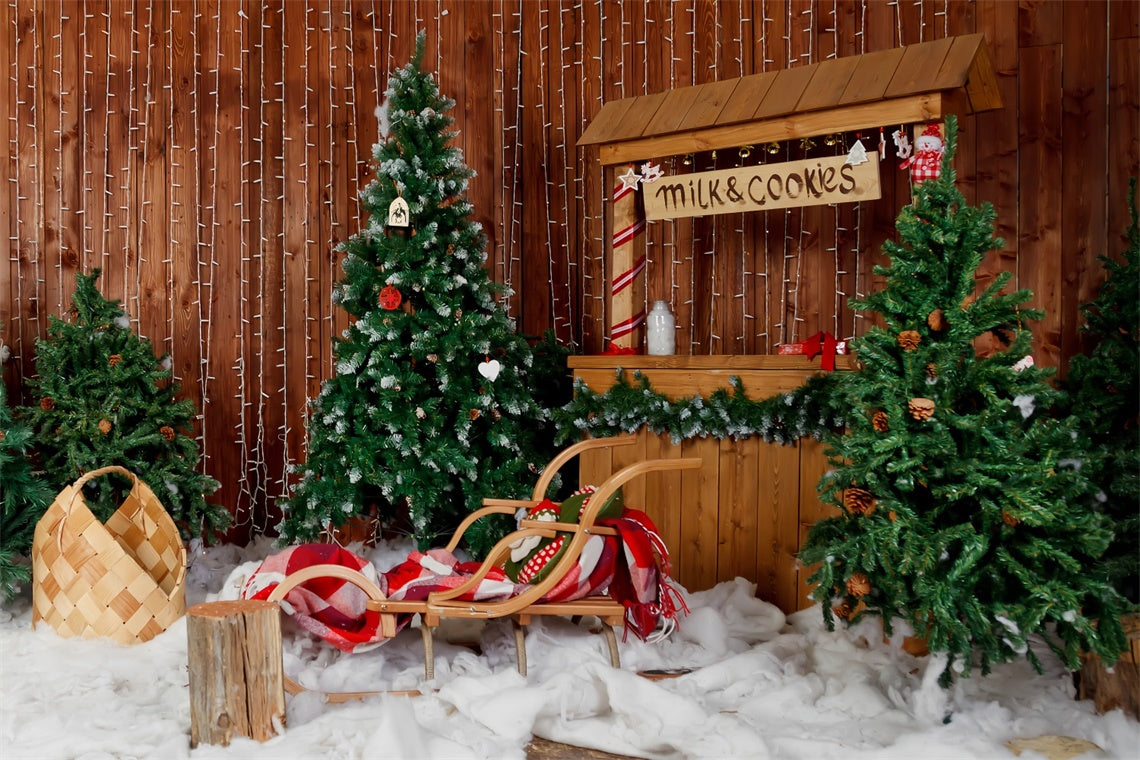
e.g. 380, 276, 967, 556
387, 196, 410, 229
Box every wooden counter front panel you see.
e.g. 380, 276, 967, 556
570, 356, 841, 613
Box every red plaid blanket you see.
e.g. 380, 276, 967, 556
242, 509, 684, 653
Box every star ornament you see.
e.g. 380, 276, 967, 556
618, 166, 642, 191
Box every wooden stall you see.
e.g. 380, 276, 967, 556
572, 36, 1002, 611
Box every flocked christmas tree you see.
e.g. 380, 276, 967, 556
278, 33, 551, 554
0, 328, 52, 599
1064, 178, 1140, 603
21, 271, 226, 540
799, 116, 1127, 685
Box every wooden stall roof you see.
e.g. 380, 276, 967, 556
578, 34, 1002, 166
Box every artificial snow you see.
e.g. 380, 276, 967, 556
1, 537, 1135, 760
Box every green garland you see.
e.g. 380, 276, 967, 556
553, 370, 847, 446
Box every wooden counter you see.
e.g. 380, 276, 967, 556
567, 354, 848, 613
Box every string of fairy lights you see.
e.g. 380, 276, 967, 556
6, 0, 948, 534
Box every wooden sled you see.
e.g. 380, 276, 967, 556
268, 435, 700, 702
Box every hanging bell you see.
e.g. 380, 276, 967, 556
799, 136, 816, 151
738, 145, 753, 159
682, 153, 694, 166
823, 133, 840, 147
710, 149, 718, 161
766, 141, 781, 155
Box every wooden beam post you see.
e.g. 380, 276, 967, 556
187, 600, 286, 747
607, 164, 647, 351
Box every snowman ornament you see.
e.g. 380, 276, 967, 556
900, 123, 944, 185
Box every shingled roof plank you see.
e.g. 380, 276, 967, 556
673, 78, 741, 132
839, 47, 906, 105
797, 55, 862, 112
644, 85, 708, 136
608, 91, 671, 141
578, 98, 639, 146
753, 65, 818, 120
883, 36, 956, 99
714, 71, 779, 125
963, 37, 1004, 113
931, 34, 984, 91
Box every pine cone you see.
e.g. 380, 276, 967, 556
160, 425, 176, 441
925, 362, 938, 380
98, 419, 113, 434
426, 353, 439, 363
0, 430, 5, 442
908, 397, 935, 421
40, 397, 55, 411
1002, 511, 1020, 527
897, 330, 921, 351
926, 308, 945, 332
844, 487, 876, 515
846, 573, 871, 598
469, 408, 481, 420
833, 600, 854, 621
872, 410, 890, 432
490, 408, 502, 421
109, 354, 123, 367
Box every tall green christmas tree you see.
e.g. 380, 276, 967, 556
1, 328, 52, 599
799, 116, 1127, 684
22, 271, 226, 540
279, 33, 551, 554
1064, 179, 1140, 603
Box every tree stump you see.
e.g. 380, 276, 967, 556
187, 600, 286, 747
1077, 613, 1140, 720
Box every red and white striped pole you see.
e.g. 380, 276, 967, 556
608, 166, 647, 350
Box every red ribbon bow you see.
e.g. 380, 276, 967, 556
602, 342, 639, 356
801, 331, 839, 371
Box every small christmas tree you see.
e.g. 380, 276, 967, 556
799, 116, 1127, 684
279, 33, 551, 554
22, 271, 226, 540
1064, 178, 1140, 603
1, 329, 52, 599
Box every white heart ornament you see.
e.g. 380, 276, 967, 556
478, 359, 501, 382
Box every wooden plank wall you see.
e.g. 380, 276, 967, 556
4, 1, 1138, 541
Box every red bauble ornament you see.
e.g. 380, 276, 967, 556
378, 284, 402, 310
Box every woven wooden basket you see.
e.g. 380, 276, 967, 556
32, 466, 187, 644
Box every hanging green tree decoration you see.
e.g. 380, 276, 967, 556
799, 116, 1127, 685
1064, 178, 1140, 603
21, 271, 226, 540
0, 328, 52, 600
279, 33, 551, 555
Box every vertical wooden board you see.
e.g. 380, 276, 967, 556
609, 426, 647, 509
0, 0, 12, 392
280, 0, 311, 472
715, 435, 760, 585
795, 437, 836, 611
518, 0, 550, 340
678, 435, 719, 592
643, 429, 682, 580
39, 4, 63, 325
754, 438, 801, 611
167, 0, 203, 444
1107, 33, 1139, 250
577, 441, 612, 501
327, 1, 352, 359
577, 2, 604, 353
137, 2, 171, 364
974, 0, 1019, 304
207, 0, 250, 539
13, 0, 43, 380
944, 7, 978, 210
462, 0, 496, 290
102, 1, 131, 306
1060, 1, 1108, 370
256, 0, 287, 506
241, 0, 266, 525
1017, 0, 1063, 49
1018, 45, 1063, 369
542, 2, 573, 337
